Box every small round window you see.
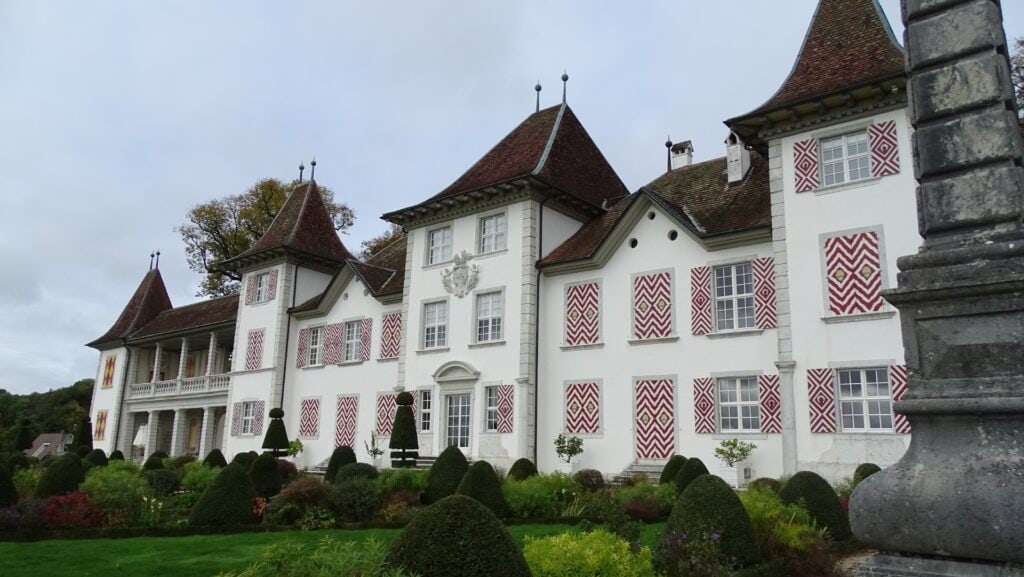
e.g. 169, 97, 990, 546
647, 211, 656, 220
629, 238, 639, 248
668, 230, 679, 241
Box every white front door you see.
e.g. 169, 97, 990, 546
445, 393, 471, 452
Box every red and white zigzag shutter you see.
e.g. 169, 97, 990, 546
379, 312, 402, 359
759, 375, 782, 433
376, 393, 397, 435
690, 266, 712, 336
565, 282, 600, 346
266, 268, 279, 301
231, 402, 241, 436
825, 231, 884, 316
565, 382, 600, 434
635, 379, 675, 459
253, 400, 266, 435
322, 323, 342, 365
298, 397, 320, 438
296, 328, 308, 368
752, 257, 777, 329
335, 395, 358, 448
245, 329, 265, 371
360, 318, 372, 361
794, 139, 820, 192
497, 384, 514, 433
807, 369, 837, 433
633, 272, 673, 339
890, 364, 911, 433
693, 377, 716, 434
869, 120, 901, 178
244, 275, 256, 305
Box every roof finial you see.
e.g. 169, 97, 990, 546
665, 135, 673, 173
535, 81, 542, 112
298, 161, 305, 183
310, 157, 316, 181
149, 252, 155, 271
154, 250, 161, 270
561, 71, 569, 104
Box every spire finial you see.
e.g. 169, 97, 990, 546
561, 70, 569, 104
298, 161, 305, 183
149, 252, 155, 271
665, 135, 673, 173
154, 250, 161, 270
535, 81, 542, 112
310, 157, 316, 181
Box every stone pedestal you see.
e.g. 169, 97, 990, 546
855, 553, 1024, 577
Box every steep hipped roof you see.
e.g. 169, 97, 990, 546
87, 269, 173, 348
131, 294, 239, 339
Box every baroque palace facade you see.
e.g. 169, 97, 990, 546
87, 0, 922, 481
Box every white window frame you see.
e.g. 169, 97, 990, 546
419, 389, 432, 433
478, 212, 507, 254
484, 385, 500, 432
717, 377, 760, 432
422, 300, 449, 349
241, 401, 256, 435
307, 326, 324, 366
713, 263, 756, 332
474, 290, 504, 343
426, 225, 453, 265
837, 367, 894, 431
445, 392, 471, 449
820, 131, 871, 187
253, 272, 271, 303
343, 320, 362, 362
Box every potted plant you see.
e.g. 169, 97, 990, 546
554, 434, 584, 473
714, 438, 756, 488
364, 432, 384, 468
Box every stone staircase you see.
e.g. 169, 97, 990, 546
310, 454, 444, 477
611, 461, 666, 485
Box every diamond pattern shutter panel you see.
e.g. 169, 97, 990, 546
634, 379, 675, 459
253, 401, 266, 436
633, 272, 673, 339
231, 402, 241, 436
94, 410, 108, 440
266, 269, 279, 301
693, 377, 716, 434
360, 318, 372, 361
759, 375, 782, 433
322, 323, 342, 365
565, 382, 600, 434
890, 364, 911, 434
565, 282, 600, 346
752, 258, 777, 329
869, 120, 901, 178
690, 266, 712, 336
245, 329, 265, 371
825, 231, 883, 315
376, 393, 397, 435
335, 396, 358, 448
807, 369, 837, 433
379, 313, 402, 359
245, 274, 256, 305
794, 139, 820, 192
102, 356, 116, 388
298, 398, 320, 438
497, 384, 514, 433
296, 328, 308, 368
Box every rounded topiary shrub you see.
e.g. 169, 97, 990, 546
35, 454, 85, 498
277, 458, 298, 481
249, 453, 282, 498
748, 477, 782, 494
389, 393, 419, 469
573, 468, 606, 492
0, 465, 16, 508
142, 453, 165, 471
333, 462, 379, 483
76, 445, 91, 458
507, 458, 538, 482
325, 445, 357, 482
231, 451, 257, 469
108, 450, 125, 462
668, 474, 759, 566
387, 495, 531, 577
169, 456, 196, 470
853, 463, 881, 485
84, 449, 108, 468
673, 457, 709, 494
189, 462, 257, 526
779, 471, 851, 540
457, 461, 510, 518
203, 448, 227, 468
659, 455, 686, 486
326, 478, 381, 522
145, 468, 180, 496
261, 408, 289, 457
423, 445, 468, 504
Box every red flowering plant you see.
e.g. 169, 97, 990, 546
41, 492, 103, 529
252, 497, 268, 522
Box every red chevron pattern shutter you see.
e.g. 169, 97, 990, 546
296, 328, 308, 368
869, 121, 900, 178
693, 377, 716, 434
335, 396, 358, 448
890, 364, 911, 434
825, 231, 883, 315
245, 329, 265, 371
565, 282, 600, 345
376, 393, 397, 435
759, 375, 782, 433
360, 318, 372, 361
266, 268, 279, 301
633, 271, 673, 339
93, 410, 108, 440
231, 402, 241, 436
497, 385, 514, 433
244, 275, 256, 305
690, 266, 712, 335
379, 312, 402, 359
565, 382, 600, 434
253, 401, 265, 435
635, 379, 674, 459
752, 258, 777, 329
807, 369, 837, 433
794, 139, 820, 192
321, 323, 342, 365
102, 356, 116, 388
298, 397, 320, 438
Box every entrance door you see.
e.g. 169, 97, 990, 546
634, 379, 675, 460
445, 393, 471, 451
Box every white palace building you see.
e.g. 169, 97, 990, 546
87, 0, 923, 481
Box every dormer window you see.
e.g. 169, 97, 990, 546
427, 226, 453, 265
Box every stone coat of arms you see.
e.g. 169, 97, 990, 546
441, 251, 479, 298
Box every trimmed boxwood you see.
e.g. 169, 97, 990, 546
387, 494, 531, 577
108, 450, 125, 462
748, 477, 782, 494
507, 458, 538, 482
389, 392, 419, 469
249, 453, 282, 498
673, 457, 709, 494
457, 461, 510, 517
144, 469, 180, 496
84, 449, 108, 468
668, 474, 759, 566
422, 446, 468, 504
326, 478, 381, 522
333, 462, 379, 483
659, 455, 686, 485
189, 462, 257, 526
572, 469, 605, 492
325, 446, 357, 482
231, 451, 258, 469
35, 454, 85, 498
142, 453, 165, 471
261, 408, 289, 457
0, 464, 16, 508
779, 471, 851, 540
853, 463, 881, 485
203, 449, 227, 468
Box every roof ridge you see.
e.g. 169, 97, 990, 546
350, 259, 397, 273
122, 270, 157, 334
285, 182, 313, 248
152, 292, 238, 313
532, 102, 567, 176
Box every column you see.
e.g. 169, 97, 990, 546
178, 337, 189, 380
119, 412, 136, 457
145, 410, 160, 458
198, 406, 214, 458
150, 343, 163, 383
205, 332, 217, 376
775, 360, 797, 476
168, 409, 185, 456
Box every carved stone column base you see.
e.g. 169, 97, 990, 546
853, 552, 1024, 577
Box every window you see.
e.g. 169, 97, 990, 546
714, 263, 755, 331
446, 393, 470, 448
343, 321, 362, 361
241, 401, 256, 435
485, 386, 500, 432
427, 226, 453, 265
254, 272, 271, 303
718, 377, 760, 431
423, 301, 448, 348
479, 214, 507, 254
838, 368, 893, 430
821, 132, 870, 187
419, 390, 432, 433
307, 327, 324, 366
476, 291, 503, 342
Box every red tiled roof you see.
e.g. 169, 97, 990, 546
290, 236, 408, 314
540, 195, 635, 267
87, 269, 173, 347
131, 294, 239, 339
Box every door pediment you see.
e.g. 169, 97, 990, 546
432, 360, 481, 384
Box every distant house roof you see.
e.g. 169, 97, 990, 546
131, 294, 239, 339
24, 433, 72, 459
87, 269, 173, 348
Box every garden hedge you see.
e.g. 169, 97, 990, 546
325, 445, 357, 482
422, 446, 468, 504
668, 474, 759, 566
0, 465, 16, 507
387, 494, 531, 577
35, 454, 85, 498
853, 463, 881, 485
84, 449, 108, 468
249, 453, 282, 498
779, 471, 851, 540
333, 462, 379, 483
507, 458, 538, 482
673, 457, 709, 494
659, 455, 686, 486
457, 461, 510, 517
203, 449, 227, 468
189, 462, 257, 526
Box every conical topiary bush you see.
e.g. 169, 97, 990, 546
674, 457, 709, 494
189, 462, 258, 526
249, 452, 282, 499
457, 461, 510, 517
659, 454, 686, 486
853, 463, 881, 485
0, 464, 17, 508
423, 445, 468, 504
109, 449, 125, 461
325, 445, 357, 482
84, 449, 108, 468
261, 408, 289, 457
203, 448, 227, 468
779, 471, 851, 540
507, 458, 538, 482
668, 474, 760, 566
389, 392, 419, 468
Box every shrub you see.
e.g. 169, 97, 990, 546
507, 458, 538, 482
76, 445, 91, 458
779, 471, 851, 541
379, 490, 421, 523
525, 529, 655, 577
218, 536, 414, 577
748, 477, 782, 494
81, 460, 151, 525
832, 476, 857, 501
262, 407, 290, 457
457, 461, 510, 518
0, 465, 16, 508
299, 506, 337, 531
145, 468, 180, 496
40, 491, 103, 529
615, 480, 675, 518
142, 453, 165, 471
739, 485, 822, 552
325, 478, 381, 522
273, 476, 329, 512
231, 451, 258, 469
249, 453, 283, 498
181, 461, 219, 493
203, 448, 227, 468
573, 468, 606, 492
7, 453, 33, 471
388, 495, 531, 577
333, 462, 379, 483
35, 454, 85, 498
659, 455, 686, 486
268, 502, 303, 526
388, 393, 419, 469
655, 530, 737, 577
422, 445, 468, 504
377, 468, 428, 497
169, 455, 196, 470
668, 474, 759, 566
325, 446, 357, 482
853, 463, 881, 485
277, 459, 299, 481
0, 505, 21, 531
624, 497, 661, 522
554, 434, 584, 463
503, 472, 579, 518
674, 457, 709, 494
108, 450, 125, 461
189, 462, 258, 526
84, 449, 109, 468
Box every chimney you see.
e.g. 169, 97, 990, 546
725, 132, 751, 184
670, 140, 694, 170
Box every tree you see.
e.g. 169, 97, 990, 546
389, 392, 419, 468
14, 418, 34, 452
177, 178, 355, 297
1012, 37, 1024, 115
360, 223, 405, 260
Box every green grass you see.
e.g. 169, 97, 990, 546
0, 523, 666, 577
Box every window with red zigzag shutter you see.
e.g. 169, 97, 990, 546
253, 400, 265, 435
244, 275, 256, 305
794, 139, 820, 192
823, 230, 884, 316
752, 258, 777, 329
758, 375, 782, 433
869, 120, 901, 178
230, 402, 241, 436
690, 266, 712, 336
693, 378, 716, 434
889, 364, 910, 434
807, 368, 837, 433
267, 269, 279, 300
296, 328, 308, 368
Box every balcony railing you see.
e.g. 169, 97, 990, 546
127, 375, 231, 400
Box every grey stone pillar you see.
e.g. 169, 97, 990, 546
169, 409, 185, 456
145, 411, 160, 459
851, 0, 1024, 571
150, 343, 163, 383
205, 332, 217, 377
198, 406, 215, 458
177, 337, 189, 379
775, 360, 798, 476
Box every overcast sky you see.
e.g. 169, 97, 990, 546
2, 1, 1021, 394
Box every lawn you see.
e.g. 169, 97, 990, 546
0, 523, 667, 577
